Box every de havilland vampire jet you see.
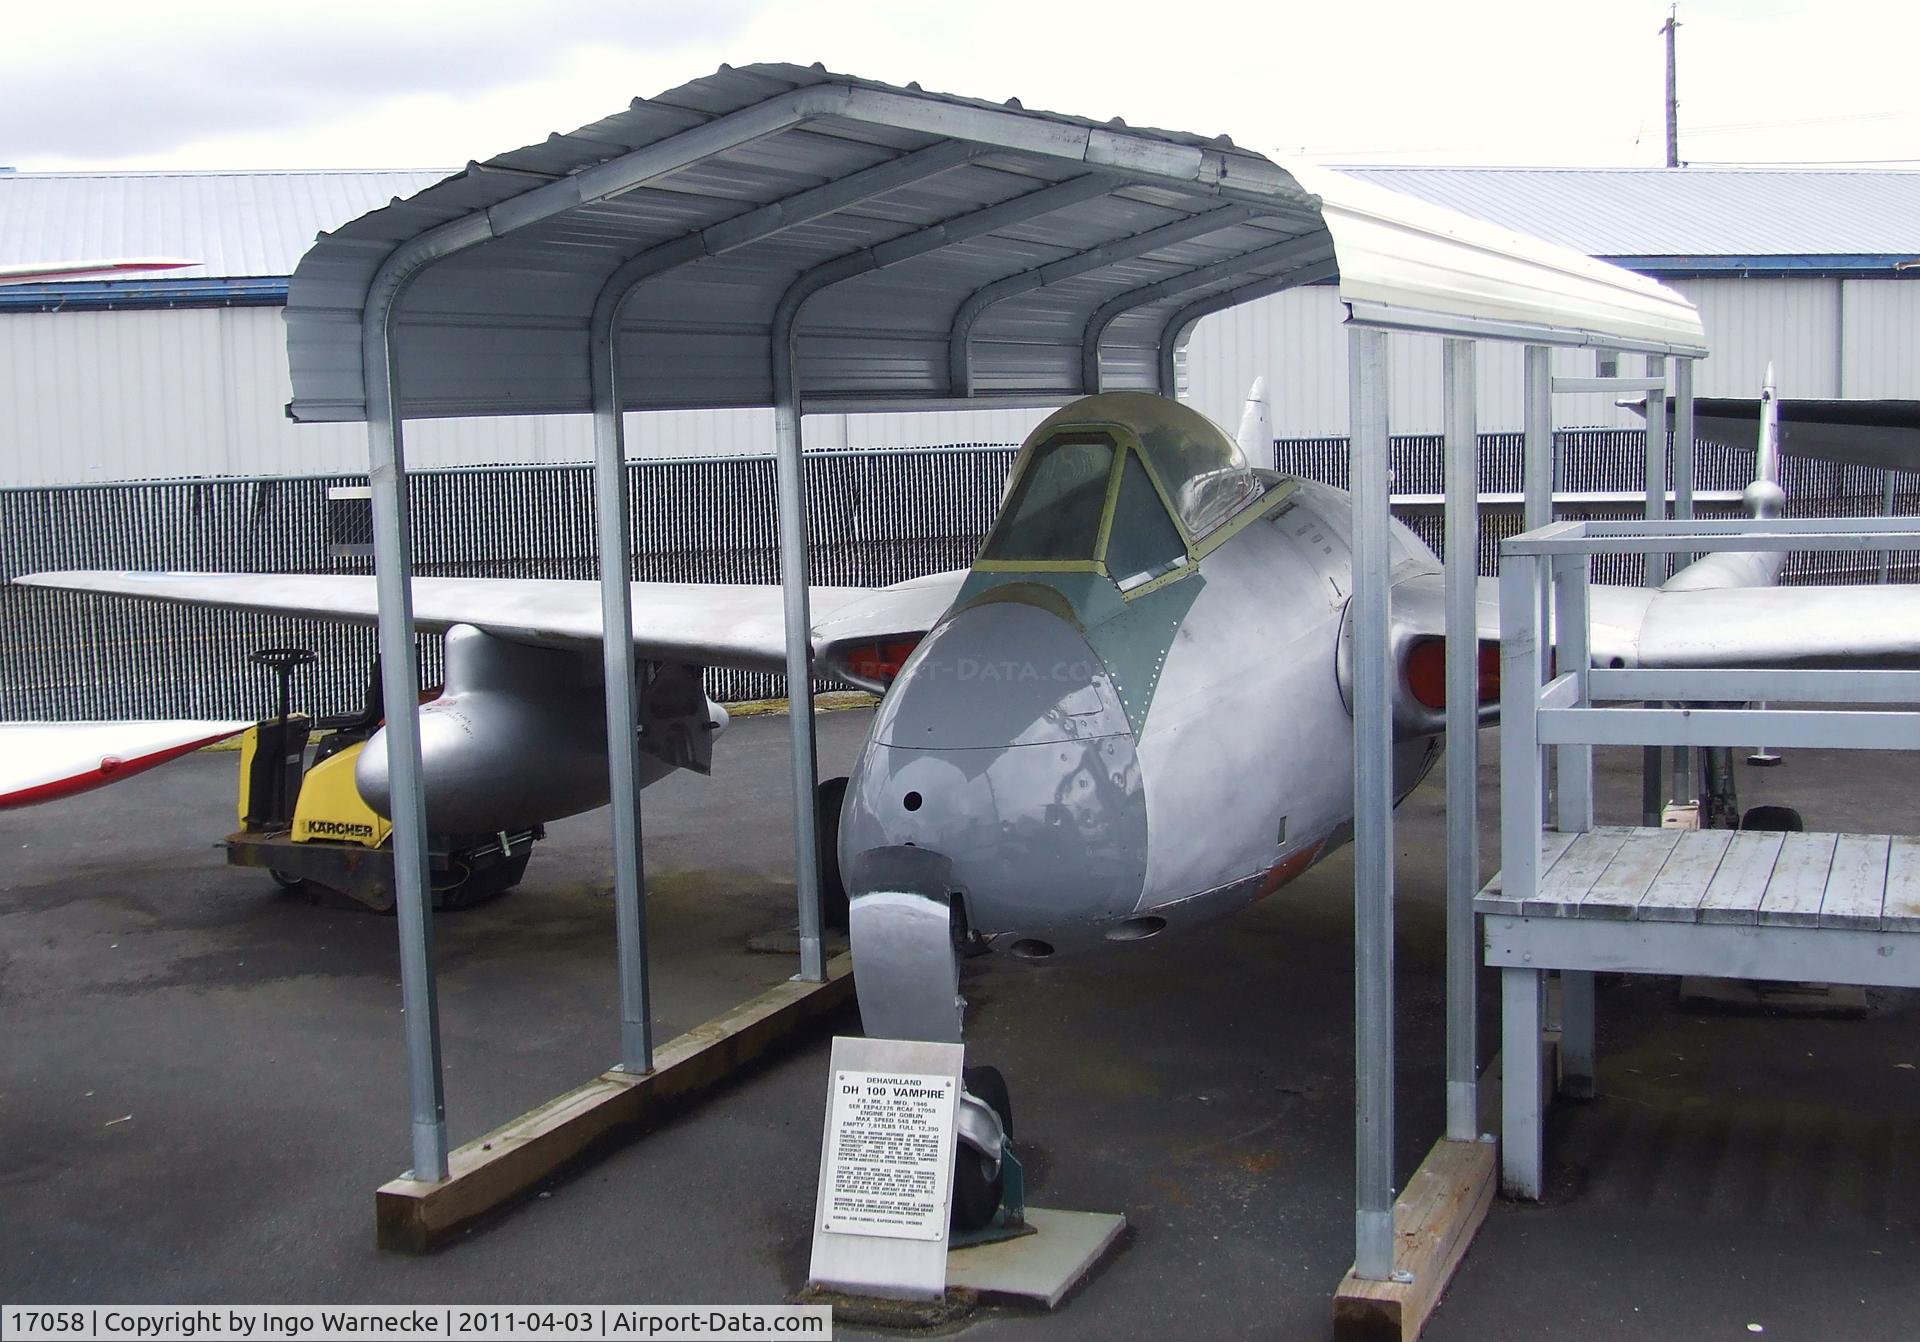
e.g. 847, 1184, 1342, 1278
21, 388, 1920, 1220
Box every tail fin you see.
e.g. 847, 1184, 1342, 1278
1745, 363, 1786, 520
1235, 376, 1274, 472
1664, 364, 1787, 592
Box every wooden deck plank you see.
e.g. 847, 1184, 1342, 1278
1523, 828, 1634, 916
1819, 835, 1892, 930
1757, 833, 1840, 927
1697, 831, 1786, 925
1578, 828, 1684, 920
1882, 836, 1920, 931
1637, 828, 1735, 923
1474, 830, 1579, 915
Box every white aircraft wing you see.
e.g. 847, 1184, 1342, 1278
1411, 572, 1920, 671
0, 258, 199, 284
1613, 584, 1920, 669
15, 569, 969, 683
1, 720, 249, 810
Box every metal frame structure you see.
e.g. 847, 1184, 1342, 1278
282, 64, 1706, 1275
1491, 514, 1920, 1197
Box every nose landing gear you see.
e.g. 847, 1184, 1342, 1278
950, 1064, 1025, 1242
846, 847, 1023, 1236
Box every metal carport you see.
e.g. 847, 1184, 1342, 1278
282, 61, 1706, 1290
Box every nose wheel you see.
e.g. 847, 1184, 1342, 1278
846, 852, 1023, 1236
951, 1065, 1014, 1233
816, 776, 850, 930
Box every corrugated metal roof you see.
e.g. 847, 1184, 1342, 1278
1339, 166, 1920, 261
12, 163, 1917, 291
0, 169, 449, 280
282, 62, 1702, 424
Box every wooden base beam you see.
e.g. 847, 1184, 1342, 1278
1332, 1136, 1497, 1342
376, 952, 856, 1253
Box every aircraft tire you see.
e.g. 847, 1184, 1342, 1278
950, 1144, 1002, 1233
1741, 805, 1804, 833
950, 1065, 1013, 1233
817, 776, 851, 930
964, 1064, 1014, 1141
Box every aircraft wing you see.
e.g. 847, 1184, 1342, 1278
0, 257, 199, 284
1629, 394, 1920, 474
1405, 571, 1920, 671
1607, 583, 1920, 669
15, 569, 968, 682
1, 719, 249, 810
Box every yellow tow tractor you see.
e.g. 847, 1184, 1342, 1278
226, 648, 539, 912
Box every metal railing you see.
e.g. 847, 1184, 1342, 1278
1497, 514, 1920, 902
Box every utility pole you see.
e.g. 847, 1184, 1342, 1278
1661, 5, 1681, 167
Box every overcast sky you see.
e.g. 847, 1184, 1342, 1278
5, 0, 1914, 172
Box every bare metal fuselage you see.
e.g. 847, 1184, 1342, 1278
840, 478, 1441, 956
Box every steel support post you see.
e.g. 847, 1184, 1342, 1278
1672, 358, 1696, 803
1522, 346, 1554, 815
1672, 358, 1696, 531
1881, 471, 1898, 585
1643, 355, 1670, 581
1349, 327, 1396, 1281
1498, 553, 1546, 1203
1550, 551, 1597, 1102
1551, 553, 1593, 834
1522, 346, 1554, 535
588, 294, 654, 1073
1499, 556, 1545, 944
1642, 356, 1669, 826
771, 324, 826, 983
362, 308, 448, 1182
1441, 338, 1480, 1143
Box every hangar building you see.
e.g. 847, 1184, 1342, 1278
1, 165, 1916, 485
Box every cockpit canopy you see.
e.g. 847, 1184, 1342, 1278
978, 392, 1266, 592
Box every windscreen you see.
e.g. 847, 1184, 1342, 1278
1104, 452, 1188, 589
1135, 419, 1261, 539
979, 432, 1116, 563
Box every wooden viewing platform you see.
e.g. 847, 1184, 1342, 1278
1479, 826, 1920, 929
1477, 825, 1920, 1199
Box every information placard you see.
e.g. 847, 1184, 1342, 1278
821, 1069, 957, 1239
808, 1036, 964, 1301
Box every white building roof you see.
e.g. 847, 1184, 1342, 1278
1340, 166, 1920, 262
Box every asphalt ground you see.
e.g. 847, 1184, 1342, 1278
2, 710, 1916, 1340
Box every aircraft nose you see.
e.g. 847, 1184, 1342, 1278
840, 600, 1148, 950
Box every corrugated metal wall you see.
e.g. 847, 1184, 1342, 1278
1180, 276, 1920, 436
0, 306, 1046, 485
1840, 279, 1920, 398
6, 436, 1910, 724
6, 278, 1918, 485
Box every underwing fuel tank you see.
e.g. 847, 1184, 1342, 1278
839, 601, 1148, 951
356, 624, 722, 833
